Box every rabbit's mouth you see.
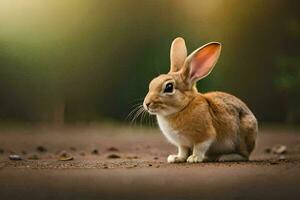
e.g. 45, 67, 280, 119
143, 101, 161, 115
148, 105, 176, 116
147, 107, 159, 115
147, 104, 165, 115
144, 101, 176, 116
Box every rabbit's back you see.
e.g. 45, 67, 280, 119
203, 91, 257, 131
203, 91, 253, 116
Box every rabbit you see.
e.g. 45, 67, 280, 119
143, 37, 258, 163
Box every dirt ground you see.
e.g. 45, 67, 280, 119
0, 123, 299, 200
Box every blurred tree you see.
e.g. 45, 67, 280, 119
0, 0, 299, 124
275, 56, 300, 123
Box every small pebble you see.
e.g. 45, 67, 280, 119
91, 149, 99, 155
153, 157, 159, 160
58, 151, 74, 161
37, 146, 47, 152
272, 145, 287, 154
9, 154, 22, 161
79, 151, 86, 156
58, 156, 73, 161
0, 148, 4, 154
107, 154, 121, 159
21, 150, 27, 155
107, 147, 119, 152
148, 164, 152, 167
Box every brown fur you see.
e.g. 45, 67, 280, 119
143, 37, 258, 163
165, 91, 257, 159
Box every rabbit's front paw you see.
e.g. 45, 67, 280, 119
187, 155, 204, 163
167, 155, 187, 163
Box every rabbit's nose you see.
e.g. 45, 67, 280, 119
146, 102, 151, 109
144, 101, 153, 110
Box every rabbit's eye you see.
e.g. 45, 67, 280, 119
164, 82, 174, 93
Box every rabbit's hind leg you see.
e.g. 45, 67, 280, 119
217, 154, 248, 162
216, 137, 251, 162
239, 114, 258, 155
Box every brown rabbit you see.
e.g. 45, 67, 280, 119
143, 37, 258, 163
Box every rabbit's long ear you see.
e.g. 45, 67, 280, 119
182, 42, 221, 86
169, 37, 187, 72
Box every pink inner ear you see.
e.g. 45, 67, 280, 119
190, 44, 220, 80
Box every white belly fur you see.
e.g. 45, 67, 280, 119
156, 115, 192, 147
157, 115, 238, 154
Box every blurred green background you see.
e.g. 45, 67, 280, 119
0, 0, 299, 124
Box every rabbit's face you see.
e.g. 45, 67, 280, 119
143, 37, 221, 116
143, 73, 192, 116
